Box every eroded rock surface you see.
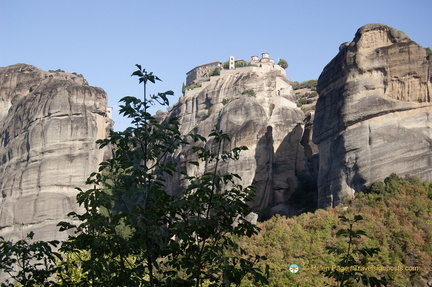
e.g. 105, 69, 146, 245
161, 65, 315, 219
0, 64, 112, 241
313, 24, 432, 207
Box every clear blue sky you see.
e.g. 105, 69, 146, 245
1, 0, 431, 131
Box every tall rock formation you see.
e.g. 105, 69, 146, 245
0, 64, 112, 241
161, 61, 316, 219
313, 24, 432, 207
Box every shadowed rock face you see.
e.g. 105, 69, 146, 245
0, 64, 112, 241
160, 65, 316, 219
313, 24, 432, 208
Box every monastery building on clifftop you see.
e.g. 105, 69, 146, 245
186, 53, 278, 86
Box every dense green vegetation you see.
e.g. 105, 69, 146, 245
0, 232, 61, 286
209, 67, 220, 76
223, 60, 254, 69
291, 79, 318, 90
321, 214, 386, 286
297, 96, 315, 106
234, 60, 252, 68
186, 82, 202, 91
277, 59, 288, 69
236, 174, 432, 286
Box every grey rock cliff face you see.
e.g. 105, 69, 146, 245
0, 64, 112, 241
313, 24, 432, 207
161, 65, 315, 219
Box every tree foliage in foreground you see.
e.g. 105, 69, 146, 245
321, 215, 386, 286
0, 232, 61, 287
0, 65, 268, 286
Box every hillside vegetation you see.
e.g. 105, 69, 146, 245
237, 174, 432, 286
292, 80, 318, 112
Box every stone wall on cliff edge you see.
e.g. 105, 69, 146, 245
159, 64, 319, 219
313, 24, 432, 208
0, 64, 112, 241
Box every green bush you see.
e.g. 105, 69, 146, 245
235, 60, 251, 67
305, 92, 318, 98
277, 59, 288, 69
291, 80, 318, 90
209, 67, 220, 76
242, 89, 256, 97
186, 82, 202, 90
298, 98, 313, 105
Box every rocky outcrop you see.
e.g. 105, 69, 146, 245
161, 64, 315, 219
313, 24, 432, 207
0, 64, 112, 241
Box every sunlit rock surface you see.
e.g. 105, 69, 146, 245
160, 64, 316, 219
0, 64, 112, 241
313, 24, 432, 207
